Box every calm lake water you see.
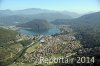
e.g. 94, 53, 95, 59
18, 28, 60, 35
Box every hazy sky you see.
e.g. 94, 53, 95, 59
0, 0, 100, 14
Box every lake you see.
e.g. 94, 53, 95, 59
18, 28, 60, 35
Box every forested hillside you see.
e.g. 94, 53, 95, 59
52, 12, 100, 48
70, 12, 100, 48
0, 28, 17, 46
17, 19, 51, 31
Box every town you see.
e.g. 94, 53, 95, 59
0, 25, 82, 65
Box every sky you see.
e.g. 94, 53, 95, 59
0, 0, 100, 14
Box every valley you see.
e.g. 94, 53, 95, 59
0, 24, 82, 66
0, 8, 100, 66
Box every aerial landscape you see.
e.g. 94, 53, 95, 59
0, 0, 100, 66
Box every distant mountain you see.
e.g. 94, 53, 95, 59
0, 9, 12, 15
51, 12, 100, 25
17, 19, 51, 31
26, 12, 73, 21
0, 8, 80, 25
71, 12, 100, 26
0, 8, 54, 15
14, 8, 54, 15
0, 8, 79, 17
51, 19, 71, 25
0, 15, 31, 25
59, 11, 81, 18
0, 12, 72, 25
0, 13, 8, 17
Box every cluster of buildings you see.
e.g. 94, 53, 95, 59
9, 25, 82, 64
19, 34, 81, 63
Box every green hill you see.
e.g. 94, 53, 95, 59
0, 28, 17, 46
17, 19, 51, 31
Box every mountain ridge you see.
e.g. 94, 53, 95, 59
0, 8, 80, 25
51, 12, 100, 25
